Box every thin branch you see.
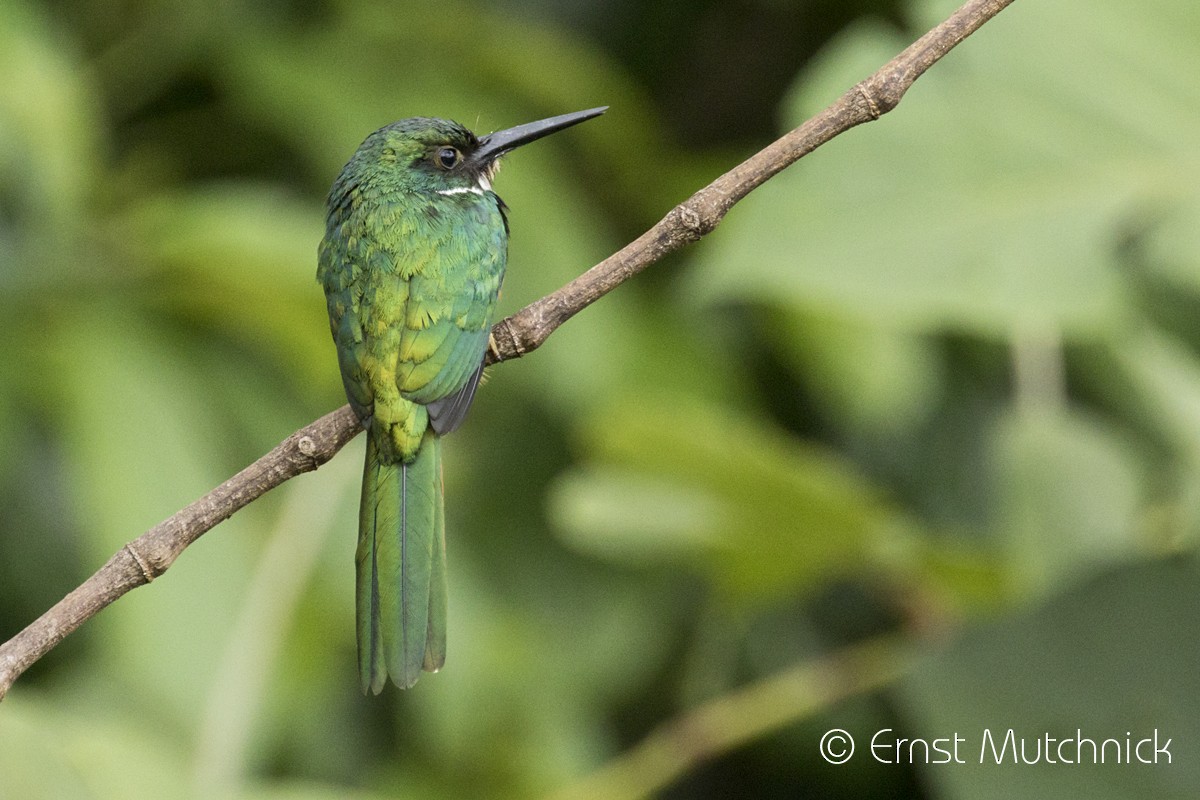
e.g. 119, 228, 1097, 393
547, 637, 912, 800
0, 0, 1016, 701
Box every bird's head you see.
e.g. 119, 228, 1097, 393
341, 107, 606, 197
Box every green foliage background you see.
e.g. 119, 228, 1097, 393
1, 0, 1198, 797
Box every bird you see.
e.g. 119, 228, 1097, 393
317, 107, 606, 693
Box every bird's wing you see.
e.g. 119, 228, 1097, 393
426, 360, 485, 434
392, 194, 505, 426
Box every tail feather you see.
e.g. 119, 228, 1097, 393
357, 431, 446, 693
424, 462, 447, 672
356, 446, 387, 694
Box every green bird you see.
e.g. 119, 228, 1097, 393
318, 107, 605, 693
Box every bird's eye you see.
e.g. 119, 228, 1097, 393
435, 147, 461, 169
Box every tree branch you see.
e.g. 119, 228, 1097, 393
0, 0, 1016, 701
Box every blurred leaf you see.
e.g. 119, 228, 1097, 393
1112, 329, 1200, 463
551, 466, 725, 563
1145, 192, 1200, 292
987, 407, 1146, 594
0, 0, 102, 227
112, 183, 334, 392
550, 393, 922, 601
1104, 329, 1200, 544
899, 555, 1200, 799
0, 692, 189, 800
767, 308, 945, 436
687, 0, 1200, 335
241, 785, 390, 800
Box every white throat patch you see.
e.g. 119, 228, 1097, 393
437, 172, 493, 197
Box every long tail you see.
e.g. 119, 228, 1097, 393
357, 430, 447, 693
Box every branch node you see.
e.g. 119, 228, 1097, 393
676, 203, 707, 239
855, 81, 883, 120
125, 542, 159, 584
297, 436, 317, 458
487, 321, 525, 364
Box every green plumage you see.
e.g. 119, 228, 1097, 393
317, 108, 605, 692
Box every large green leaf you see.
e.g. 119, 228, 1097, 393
688, 0, 1200, 336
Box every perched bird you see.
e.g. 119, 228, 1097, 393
318, 107, 606, 693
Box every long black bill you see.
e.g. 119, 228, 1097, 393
472, 106, 607, 164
